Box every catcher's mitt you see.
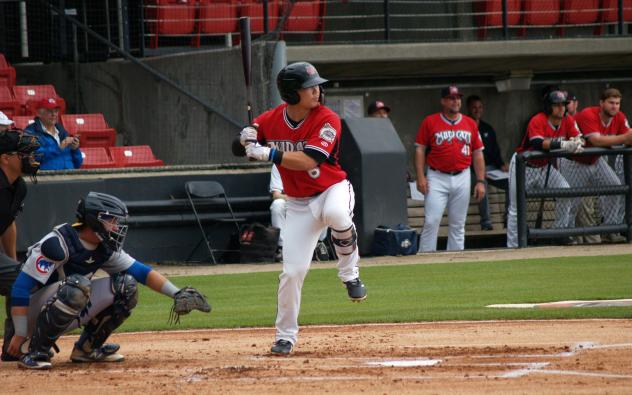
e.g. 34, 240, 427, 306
169, 286, 211, 324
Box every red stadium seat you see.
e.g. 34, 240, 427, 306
601, 0, 632, 22
0, 54, 16, 87
198, 0, 238, 34
11, 115, 36, 130
239, 0, 281, 33
80, 147, 118, 169
474, 0, 522, 39
146, 0, 197, 49
61, 114, 117, 148
109, 145, 165, 167
283, 0, 325, 32
0, 86, 20, 118
523, 0, 560, 26
562, 0, 599, 25
13, 85, 67, 115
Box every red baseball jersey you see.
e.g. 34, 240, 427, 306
517, 112, 580, 167
574, 106, 631, 165
254, 103, 347, 198
415, 113, 483, 172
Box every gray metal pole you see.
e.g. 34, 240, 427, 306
117, 0, 125, 50
19, 1, 29, 58
270, 40, 286, 107
384, 0, 390, 42
624, 153, 632, 242
72, 24, 80, 113
618, 0, 624, 35
502, 0, 508, 39
516, 154, 528, 247
263, 0, 269, 34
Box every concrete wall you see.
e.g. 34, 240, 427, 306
15, 42, 281, 165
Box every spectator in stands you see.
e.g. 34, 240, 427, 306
25, 98, 82, 170
270, 165, 329, 262
415, 86, 486, 252
506, 90, 583, 248
466, 95, 509, 231
0, 112, 13, 132
367, 100, 391, 118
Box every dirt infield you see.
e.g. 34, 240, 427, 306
1, 319, 631, 394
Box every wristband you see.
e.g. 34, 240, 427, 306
13, 314, 27, 337
549, 140, 561, 150
161, 281, 180, 299
270, 148, 284, 165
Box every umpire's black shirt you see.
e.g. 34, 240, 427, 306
0, 168, 27, 236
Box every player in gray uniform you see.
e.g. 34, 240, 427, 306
7, 192, 210, 369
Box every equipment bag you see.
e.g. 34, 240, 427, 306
371, 224, 418, 256
239, 223, 280, 263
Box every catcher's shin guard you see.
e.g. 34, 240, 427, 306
29, 274, 91, 355
331, 224, 357, 256
75, 273, 137, 353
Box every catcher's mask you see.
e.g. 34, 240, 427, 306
76, 192, 129, 251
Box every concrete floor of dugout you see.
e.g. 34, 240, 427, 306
151, 244, 632, 277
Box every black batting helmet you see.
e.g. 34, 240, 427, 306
76, 192, 129, 251
276, 62, 328, 105
543, 90, 568, 115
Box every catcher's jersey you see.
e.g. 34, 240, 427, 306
517, 112, 580, 167
254, 103, 347, 198
415, 113, 483, 172
574, 106, 631, 165
22, 223, 134, 286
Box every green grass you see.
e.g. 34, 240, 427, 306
3, 254, 632, 334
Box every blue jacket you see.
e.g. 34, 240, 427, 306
25, 118, 83, 170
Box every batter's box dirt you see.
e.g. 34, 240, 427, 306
0, 319, 631, 394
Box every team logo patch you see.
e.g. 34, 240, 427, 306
35, 256, 53, 274
306, 65, 317, 75
319, 123, 336, 143
321, 141, 329, 147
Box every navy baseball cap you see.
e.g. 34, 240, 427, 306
441, 85, 464, 98
566, 91, 577, 101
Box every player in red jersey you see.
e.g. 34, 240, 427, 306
506, 90, 584, 247
561, 88, 632, 240
415, 85, 486, 252
232, 62, 366, 355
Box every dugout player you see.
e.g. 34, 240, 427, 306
7, 192, 210, 369
506, 90, 584, 248
415, 86, 486, 252
565, 88, 632, 237
232, 62, 367, 355
0, 129, 40, 361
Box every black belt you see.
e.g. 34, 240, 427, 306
430, 167, 465, 176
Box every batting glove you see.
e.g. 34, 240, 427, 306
239, 126, 258, 147
246, 143, 271, 161
560, 139, 582, 153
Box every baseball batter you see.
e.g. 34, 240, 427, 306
7, 192, 210, 369
506, 90, 584, 248
232, 62, 366, 355
415, 86, 486, 252
561, 88, 632, 233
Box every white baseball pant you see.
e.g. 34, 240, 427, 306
418, 168, 471, 252
559, 157, 623, 226
271, 199, 327, 247
275, 179, 359, 345
507, 153, 573, 248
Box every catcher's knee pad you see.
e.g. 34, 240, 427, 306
111, 272, 138, 312
331, 224, 357, 256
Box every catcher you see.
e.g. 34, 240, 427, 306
6, 192, 211, 369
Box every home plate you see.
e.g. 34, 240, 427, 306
366, 359, 442, 367
487, 299, 632, 309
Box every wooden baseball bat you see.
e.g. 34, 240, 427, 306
239, 17, 254, 127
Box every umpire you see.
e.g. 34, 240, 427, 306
0, 129, 40, 360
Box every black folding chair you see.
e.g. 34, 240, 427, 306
185, 181, 243, 264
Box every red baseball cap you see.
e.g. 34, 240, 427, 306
441, 85, 464, 98
38, 97, 61, 110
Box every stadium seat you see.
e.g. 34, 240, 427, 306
61, 113, 117, 148
109, 145, 165, 167
146, 0, 197, 49
80, 147, 118, 169
11, 115, 36, 130
601, 0, 632, 22
474, 0, 522, 39
239, 0, 281, 33
0, 54, 16, 87
523, 0, 561, 26
282, 0, 326, 41
198, 0, 238, 34
12, 85, 67, 115
0, 86, 20, 118
562, 0, 599, 25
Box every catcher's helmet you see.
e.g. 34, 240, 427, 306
277, 62, 328, 105
543, 90, 569, 115
76, 192, 129, 251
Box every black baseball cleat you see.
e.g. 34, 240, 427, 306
344, 278, 367, 302
18, 352, 52, 370
1, 352, 19, 362
270, 339, 293, 355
